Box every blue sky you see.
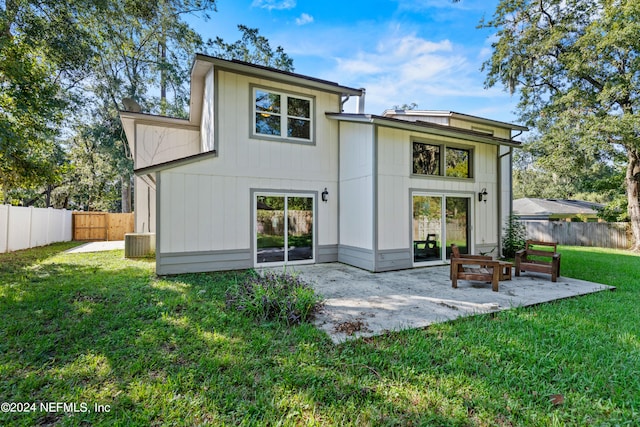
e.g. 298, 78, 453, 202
189, 0, 522, 125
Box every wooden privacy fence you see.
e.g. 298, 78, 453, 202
73, 212, 134, 241
520, 220, 630, 249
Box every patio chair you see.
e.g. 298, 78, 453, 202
450, 244, 501, 292
515, 240, 561, 282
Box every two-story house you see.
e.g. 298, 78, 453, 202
119, 54, 527, 275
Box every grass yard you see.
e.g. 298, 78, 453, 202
0, 243, 638, 426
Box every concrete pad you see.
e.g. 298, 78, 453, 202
65, 241, 125, 254
267, 263, 615, 343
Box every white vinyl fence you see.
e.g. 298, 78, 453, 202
0, 205, 73, 253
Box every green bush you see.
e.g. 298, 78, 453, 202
502, 214, 527, 258
225, 270, 323, 325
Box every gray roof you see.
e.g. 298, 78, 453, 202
513, 198, 604, 219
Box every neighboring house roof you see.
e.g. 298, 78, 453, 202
513, 198, 604, 220
326, 113, 523, 147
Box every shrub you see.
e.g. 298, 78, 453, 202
502, 214, 527, 258
226, 270, 323, 325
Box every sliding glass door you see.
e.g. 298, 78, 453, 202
412, 193, 470, 264
255, 193, 314, 265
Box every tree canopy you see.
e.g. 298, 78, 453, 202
1, 0, 293, 211
482, 0, 640, 250
0, 0, 96, 197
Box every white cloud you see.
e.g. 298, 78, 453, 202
318, 32, 509, 115
295, 13, 314, 26
251, 0, 296, 11
272, 21, 518, 122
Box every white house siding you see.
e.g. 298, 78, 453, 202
135, 124, 200, 169
134, 176, 156, 233
338, 122, 375, 270
473, 143, 500, 254
200, 67, 215, 152
155, 69, 343, 274
375, 126, 501, 263
449, 117, 512, 139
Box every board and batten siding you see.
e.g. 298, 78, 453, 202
449, 117, 511, 139
135, 124, 199, 170
200, 67, 215, 152
339, 122, 374, 251
156, 69, 344, 273
134, 176, 156, 233
375, 126, 500, 253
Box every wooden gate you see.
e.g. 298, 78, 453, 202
73, 212, 134, 241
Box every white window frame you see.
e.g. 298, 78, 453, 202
252, 86, 314, 144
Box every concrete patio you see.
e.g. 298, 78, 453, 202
271, 262, 615, 343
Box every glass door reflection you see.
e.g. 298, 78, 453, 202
256, 196, 285, 263
445, 197, 470, 259
256, 194, 314, 265
287, 196, 313, 262
412, 195, 442, 262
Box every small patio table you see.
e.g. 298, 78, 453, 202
498, 261, 513, 281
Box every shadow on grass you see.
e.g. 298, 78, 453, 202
0, 241, 83, 275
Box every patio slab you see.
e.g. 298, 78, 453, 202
65, 241, 125, 253
269, 263, 615, 343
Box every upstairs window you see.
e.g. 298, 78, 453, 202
413, 141, 472, 179
254, 88, 312, 142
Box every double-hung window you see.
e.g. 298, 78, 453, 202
413, 141, 472, 179
254, 87, 313, 142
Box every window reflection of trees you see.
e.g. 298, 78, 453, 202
413, 142, 440, 175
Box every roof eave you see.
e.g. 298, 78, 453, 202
191, 54, 364, 97
326, 113, 522, 147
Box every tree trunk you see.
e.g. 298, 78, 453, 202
626, 149, 640, 251
121, 174, 132, 213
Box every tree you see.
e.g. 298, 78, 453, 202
76, 0, 217, 212
207, 25, 294, 72
0, 0, 96, 202
482, 0, 640, 250
512, 132, 625, 203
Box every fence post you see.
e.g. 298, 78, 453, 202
28, 206, 34, 249
4, 205, 9, 254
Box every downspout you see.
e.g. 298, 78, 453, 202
340, 95, 350, 112
357, 88, 366, 114
498, 146, 514, 257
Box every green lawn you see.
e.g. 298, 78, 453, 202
0, 243, 638, 426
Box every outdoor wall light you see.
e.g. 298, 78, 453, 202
321, 188, 329, 202
478, 188, 488, 203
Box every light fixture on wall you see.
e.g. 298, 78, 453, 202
321, 188, 329, 202
478, 188, 488, 203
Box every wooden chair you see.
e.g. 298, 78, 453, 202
450, 244, 501, 292
515, 240, 561, 282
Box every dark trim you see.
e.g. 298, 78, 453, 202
317, 244, 339, 263
338, 245, 375, 272
193, 54, 364, 97
372, 124, 379, 271
326, 113, 522, 147
134, 150, 217, 175
157, 249, 253, 275
376, 248, 413, 272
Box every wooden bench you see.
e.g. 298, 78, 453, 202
515, 240, 561, 282
450, 244, 501, 292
